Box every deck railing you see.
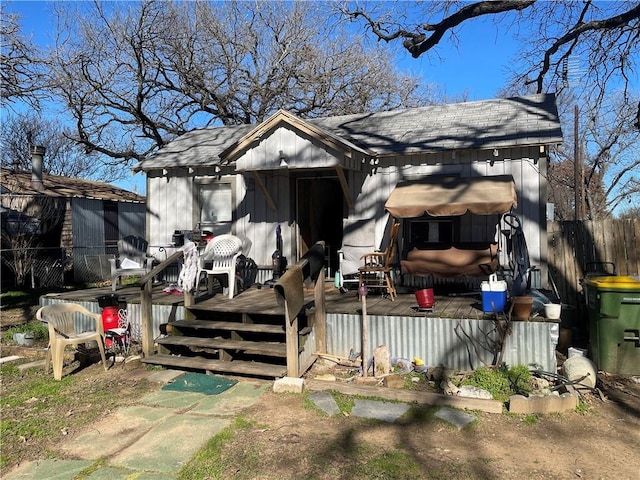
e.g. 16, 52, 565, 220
136, 250, 185, 356
274, 241, 326, 377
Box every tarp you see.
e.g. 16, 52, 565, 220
385, 175, 517, 218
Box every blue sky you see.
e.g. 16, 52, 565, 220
5, 1, 519, 194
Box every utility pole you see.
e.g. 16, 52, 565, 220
573, 105, 584, 220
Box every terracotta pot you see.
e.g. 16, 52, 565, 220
512, 296, 533, 318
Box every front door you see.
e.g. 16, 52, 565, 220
296, 177, 343, 276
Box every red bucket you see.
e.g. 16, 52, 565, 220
415, 288, 435, 309
102, 306, 120, 331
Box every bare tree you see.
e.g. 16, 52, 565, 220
0, 113, 122, 181
41, 0, 433, 165
582, 95, 640, 218
341, 1, 640, 127
0, 3, 43, 110
548, 92, 639, 220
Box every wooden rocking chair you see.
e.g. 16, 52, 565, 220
358, 222, 400, 301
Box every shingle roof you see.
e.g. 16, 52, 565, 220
136, 93, 563, 171
0, 168, 145, 202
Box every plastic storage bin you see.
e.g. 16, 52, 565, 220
481, 274, 508, 313
584, 276, 640, 375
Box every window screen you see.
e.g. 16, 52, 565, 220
199, 183, 232, 234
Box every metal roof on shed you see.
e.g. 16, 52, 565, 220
0, 168, 145, 202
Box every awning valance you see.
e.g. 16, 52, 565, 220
385, 175, 517, 218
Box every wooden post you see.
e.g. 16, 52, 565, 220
314, 265, 326, 354
359, 284, 368, 377
285, 305, 299, 377
141, 279, 154, 357
574, 104, 584, 221
183, 291, 195, 321
136, 250, 184, 358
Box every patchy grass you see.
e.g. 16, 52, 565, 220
0, 359, 156, 476
178, 415, 259, 480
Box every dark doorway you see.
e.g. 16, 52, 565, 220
296, 177, 343, 276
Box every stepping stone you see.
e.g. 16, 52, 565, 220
351, 399, 410, 423
435, 406, 477, 429
309, 391, 340, 416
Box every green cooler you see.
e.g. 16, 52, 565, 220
584, 276, 640, 375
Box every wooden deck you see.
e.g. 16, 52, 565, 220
40, 281, 560, 378
44, 282, 492, 320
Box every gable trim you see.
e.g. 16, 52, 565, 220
219, 109, 375, 170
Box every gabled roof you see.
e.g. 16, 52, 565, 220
136, 93, 563, 172
0, 168, 145, 202
219, 109, 376, 163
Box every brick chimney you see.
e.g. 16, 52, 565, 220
30, 145, 46, 192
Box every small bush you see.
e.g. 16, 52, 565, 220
2, 322, 49, 343
460, 364, 532, 402
461, 366, 511, 401
505, 363, 532, 395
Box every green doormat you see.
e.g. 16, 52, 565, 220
162, 373, 238, 395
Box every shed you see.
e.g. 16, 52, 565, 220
0, 167, 146, 286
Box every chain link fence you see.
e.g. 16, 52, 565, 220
1, 246, 119, 289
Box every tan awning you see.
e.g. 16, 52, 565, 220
385, 175, 517, 218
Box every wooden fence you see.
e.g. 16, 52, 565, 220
547, 219, 640, 308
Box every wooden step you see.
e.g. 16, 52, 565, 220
168, 319, 284, 335
156, 335, 287, 357
142, 353, 286, 379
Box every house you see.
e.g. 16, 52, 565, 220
0, 166, 145, 286
136, 94, 563, 291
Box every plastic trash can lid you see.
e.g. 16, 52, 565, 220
584, 275, 640, 291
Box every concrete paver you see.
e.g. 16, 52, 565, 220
351, 398, 411, 423
3, 371, 268, 480
435, 406, 477, 429
3, 368, 433, 480
308, 391, 341, 416
111, 413, 230, 473
4, 459, 93, 479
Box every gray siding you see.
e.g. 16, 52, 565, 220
118, 202, 146, 238
147, 146, 546, 287
72, 198, 106, 248
71, 197, 146, 283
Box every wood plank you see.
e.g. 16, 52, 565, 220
168, 319, 284, 335
304, 379, 503, 414
156, 335, 288, 357
142, 354, 286, 378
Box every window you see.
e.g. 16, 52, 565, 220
197, 182, 233, 235
408, 217, 456, 246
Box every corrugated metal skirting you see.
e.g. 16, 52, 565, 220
326, 313, 558, 372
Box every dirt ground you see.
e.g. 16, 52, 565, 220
2, 346, 639, 480
2, 297, 640, 479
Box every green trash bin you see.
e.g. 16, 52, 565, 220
584, 276, 640, 375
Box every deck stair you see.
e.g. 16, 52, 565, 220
141, 241, 327, 380
142, 311, 290, 379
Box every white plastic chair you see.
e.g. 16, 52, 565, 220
36, 303, 108, 380
108, 235, 154, 291
197, 234, 243, 298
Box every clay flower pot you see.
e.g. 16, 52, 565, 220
512, 296, 534, 319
